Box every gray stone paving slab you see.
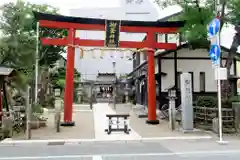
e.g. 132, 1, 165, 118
73, 104, 92, 111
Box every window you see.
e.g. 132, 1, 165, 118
188, 72, 194, 92
199, 72, 206, 92
177, 72, 182, 90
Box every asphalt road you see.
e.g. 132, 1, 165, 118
0, 140, 240, 160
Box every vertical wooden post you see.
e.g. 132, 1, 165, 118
146, 32, 159, 124
0, 79, 2, 121
89, 83, 93, 109
26, 85, 31, 140
62, 28, 75, 126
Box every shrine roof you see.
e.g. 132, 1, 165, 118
0, 66, 14, 76
33, 11, 185, 28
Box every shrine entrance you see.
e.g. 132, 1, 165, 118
34, 11, 184, 126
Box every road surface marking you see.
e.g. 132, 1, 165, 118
92, 155, 103, 160
0, 150, 240, 159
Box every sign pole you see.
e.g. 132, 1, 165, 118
208, 2, 227, 144
216, 23, 227, 145
217, 66, 223, 142
215, 0, 227, 144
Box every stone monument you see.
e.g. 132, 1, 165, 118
180, 73, 194, 131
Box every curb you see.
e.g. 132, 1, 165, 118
0, 135, 212, 146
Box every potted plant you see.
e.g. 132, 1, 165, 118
31, 114, 40, 129
31, 104, 47, 129
38, 116, 47, 127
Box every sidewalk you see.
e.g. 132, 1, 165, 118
12, 109, 95, 140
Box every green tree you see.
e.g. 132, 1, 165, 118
50, 67, 81, 102
51, 67, 81, 89
0, 0, 65, 68
0, 0, 66, 102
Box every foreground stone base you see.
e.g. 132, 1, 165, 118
60, 121, 75, 127
146, 119, 160, 125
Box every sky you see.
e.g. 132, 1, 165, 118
0, 0, 121, 15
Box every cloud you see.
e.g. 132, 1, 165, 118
0, 0, 121, 15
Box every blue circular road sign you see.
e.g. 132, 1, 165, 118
208, 18, 220, 37
209, 44, 220, 62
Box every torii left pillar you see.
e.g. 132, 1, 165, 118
61, 28, 76, 126
145, 32, 159, 125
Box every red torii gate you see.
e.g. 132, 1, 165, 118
34, 12, 184, 126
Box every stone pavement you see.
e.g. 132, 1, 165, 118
73, 104, 93, 112
112, 103, 212, 138
93, 103, 141, 141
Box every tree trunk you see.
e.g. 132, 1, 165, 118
221, 51, 234, 101
39, 69, 49, 106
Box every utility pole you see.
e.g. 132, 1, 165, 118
35, 22, 39, 104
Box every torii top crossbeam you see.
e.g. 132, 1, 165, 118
34, 12, 184, 49
33, 11, 184, 126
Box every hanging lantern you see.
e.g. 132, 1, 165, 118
80, 48, 84, 59
110, 51, 114, 58
100, 49, 104, 59
92, 49, 96, 59
128, 53, 133, 60
120, 52, 124, 59
125, 51, 132, 60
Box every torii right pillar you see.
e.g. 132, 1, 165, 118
146, 32, 159, 125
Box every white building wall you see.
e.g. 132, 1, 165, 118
161, 48, 234, 92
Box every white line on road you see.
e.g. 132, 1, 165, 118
1, 150, 240, 160
92, 155, 103, 160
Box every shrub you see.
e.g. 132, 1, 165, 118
32, 104, 44, 114
195, 96, 217, 108
230, 95, 240, 103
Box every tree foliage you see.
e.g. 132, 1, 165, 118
227, 0, 240, 25
50, 67, 81, 89
159, 0, 240, 99
0, 0, 66, 76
